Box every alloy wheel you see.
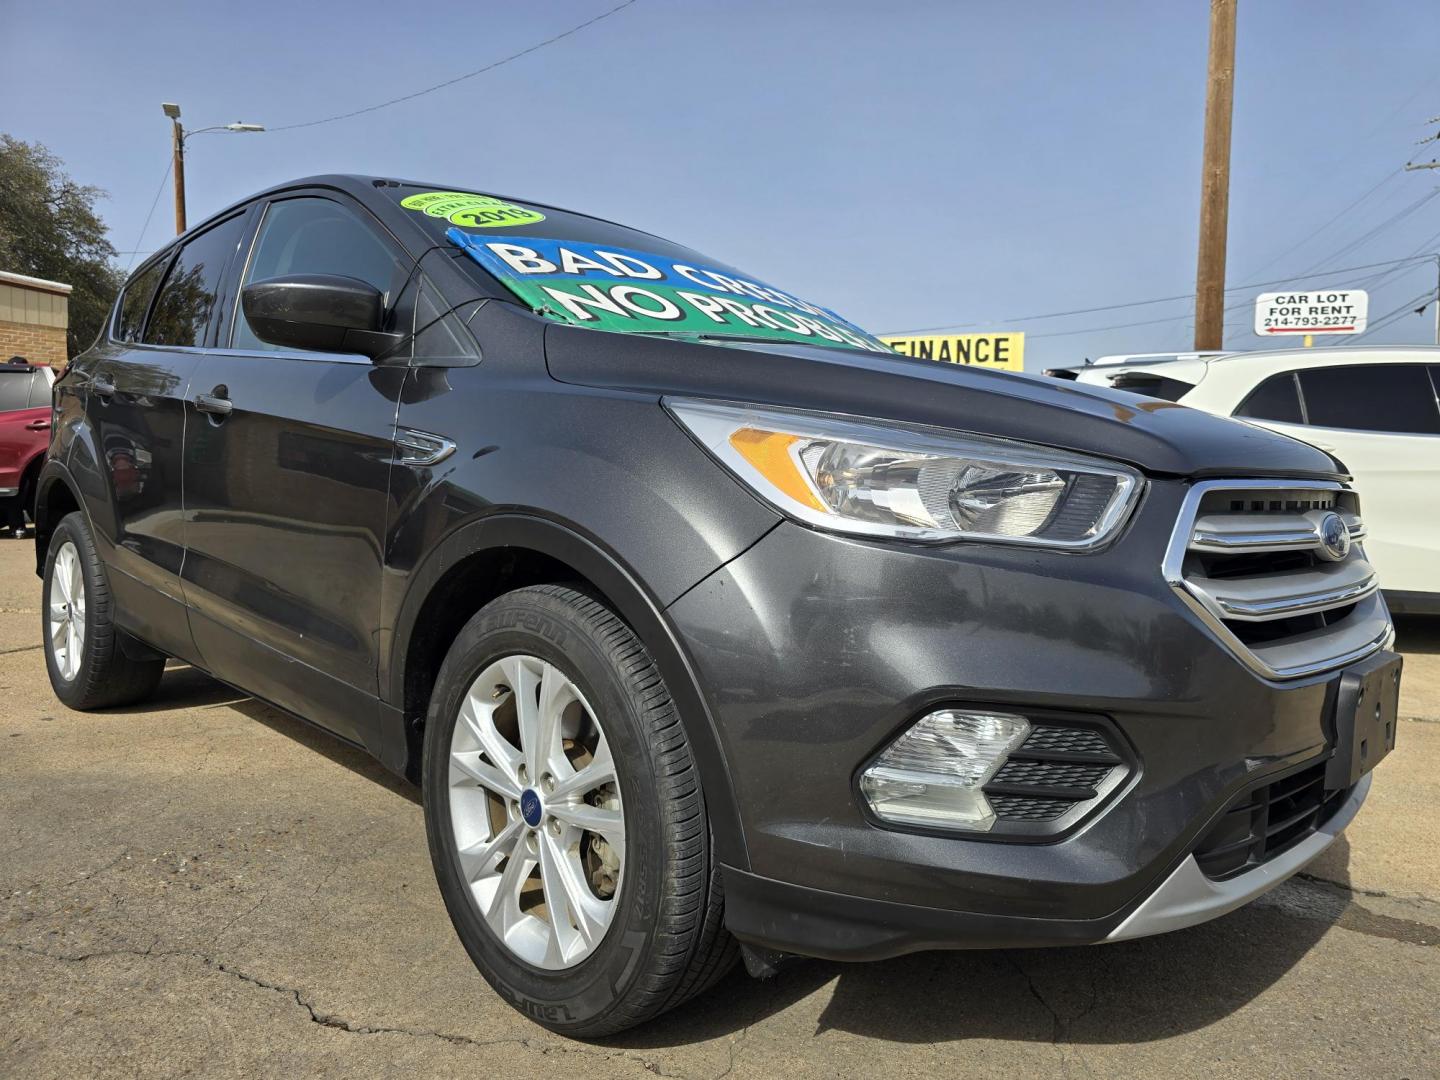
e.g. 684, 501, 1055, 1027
48, 541, 86, 682
447, 654, 625, 969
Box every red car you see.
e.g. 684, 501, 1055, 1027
0, 359, 55, 537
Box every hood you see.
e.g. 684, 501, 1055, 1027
543, 326, 1345, 480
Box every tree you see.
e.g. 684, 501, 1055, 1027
0, 135, 126, 359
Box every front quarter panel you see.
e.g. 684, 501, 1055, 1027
382, 363, 783, 691
379, 304, 782, 864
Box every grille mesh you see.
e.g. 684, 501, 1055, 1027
1021, 725, 1114, 756
984, 722, 1125, 825
991, 759, 1113, 789
987, 793, 1073, 821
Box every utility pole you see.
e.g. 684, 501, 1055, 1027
159, 104, 264, 237
162, 103, 186, 235
1404, 116, 1440, 172
1434, 255, 1439, 346
1193, 0, 1237, 351
1399, 123, 1440, 344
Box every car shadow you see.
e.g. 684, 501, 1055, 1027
231, 697, 422, 805
609, 875, 1344, 1048
103, 662, 422, 805
110, 661, 250, 712
1392, 615, 1440, 655
104, 661, 1358, 1048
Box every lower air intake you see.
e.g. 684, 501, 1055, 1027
1192, 760, 1350, 880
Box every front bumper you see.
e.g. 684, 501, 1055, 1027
1107, 772, 1367, 941
665, 480, 1382, 958
720, 774, 1366, 959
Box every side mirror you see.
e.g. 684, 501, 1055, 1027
240, 274, 405, 360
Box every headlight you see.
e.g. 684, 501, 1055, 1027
668, 399, 1141, 548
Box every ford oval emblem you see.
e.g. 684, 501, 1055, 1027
520, 788, 543, 827
1316, 511, 1351, 562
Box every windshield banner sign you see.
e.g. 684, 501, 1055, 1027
447, 228, 882, 352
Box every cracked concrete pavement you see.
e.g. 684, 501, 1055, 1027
2, 543, 1438, 1078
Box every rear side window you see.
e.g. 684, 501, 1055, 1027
115, 259, 168, 343
1298, 364, 1440, 435
143, 214, 248, 348
1107, 372, 1195, 401
1234, 372, 1304, 424
230, 197, 406, 352
0, 374, 31, 412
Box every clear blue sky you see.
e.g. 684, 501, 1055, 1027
5, 0, 1440, 368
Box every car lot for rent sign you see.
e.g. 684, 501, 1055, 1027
1254, 290, 1368, 336
879, 332, 1025, 371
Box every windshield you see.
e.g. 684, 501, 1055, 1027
388, 187, 886, 353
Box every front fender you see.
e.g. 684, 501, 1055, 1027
387, 510, 755, 870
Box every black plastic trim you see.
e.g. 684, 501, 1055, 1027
720, 864, 1120, 960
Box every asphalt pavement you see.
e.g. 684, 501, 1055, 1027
2, 540, 1437, 1078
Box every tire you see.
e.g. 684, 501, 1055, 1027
422, 584, 737, 1036
42, 511, 165, 709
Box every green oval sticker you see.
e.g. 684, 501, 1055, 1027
400, 191, 546, 229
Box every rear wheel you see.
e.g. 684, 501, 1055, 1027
422, 584, 736, 1036
42, 512, 165, 709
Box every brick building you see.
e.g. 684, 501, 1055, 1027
0, 270, 71, 367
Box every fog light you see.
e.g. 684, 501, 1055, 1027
860, 710, 1031, 832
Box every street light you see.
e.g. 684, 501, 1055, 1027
161, 103, 265, 235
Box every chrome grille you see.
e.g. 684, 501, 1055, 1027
1165, 480, 1392, 680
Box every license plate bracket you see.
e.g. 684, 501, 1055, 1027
1326, 650, 1402, 790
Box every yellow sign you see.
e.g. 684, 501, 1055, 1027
880, 332, 1025, 371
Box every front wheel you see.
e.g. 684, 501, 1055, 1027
42, 511, 165, 709
422, 585, 736, 1036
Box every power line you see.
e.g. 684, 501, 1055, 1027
1238, 168, 1401, 280
1220, 200, 1440, 342
124, 158, 173, 274
882, 253, 1440, 337
997, 255, 1438, 343
1026, 308, 1204, 340
1221, 251, 1440, 349
1228, 73, 1440, 274
1351, 234, 1440, 291
268, 1, 639, 132
1290, 187, 1440, 278
1351, 287, 1438, 341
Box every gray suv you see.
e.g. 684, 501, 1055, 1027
37, 176, 1400, 1035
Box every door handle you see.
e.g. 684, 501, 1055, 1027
91, 376, 115, 398
25, 420, 51, 431
194, 390, 233, 417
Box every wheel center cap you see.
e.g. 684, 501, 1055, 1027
519, 788, 543, 827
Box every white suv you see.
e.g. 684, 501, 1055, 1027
1050, 347, 1440, 613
